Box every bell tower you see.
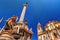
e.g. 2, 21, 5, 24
37, 22, 43, 40
37, 22, 43, 35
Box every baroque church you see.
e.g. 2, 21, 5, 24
0, 2, 60, 40
38, 21, 60, 40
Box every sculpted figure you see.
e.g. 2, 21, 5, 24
5, 16, 18, 30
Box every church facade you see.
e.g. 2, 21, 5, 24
0, 2, 60, 40
38, 21, 60, 40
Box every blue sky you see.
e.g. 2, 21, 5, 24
0, 0, 60, 40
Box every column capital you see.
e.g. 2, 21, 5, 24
24, 2, 28, 8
